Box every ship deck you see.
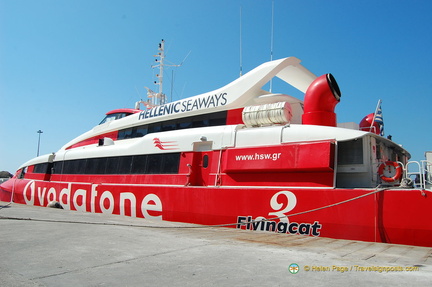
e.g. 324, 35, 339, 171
1, 201, 431, 286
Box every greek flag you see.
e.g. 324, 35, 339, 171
374, 101, 384, 136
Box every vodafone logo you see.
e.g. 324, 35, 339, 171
22, 180, 163, 219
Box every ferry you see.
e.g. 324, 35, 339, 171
1, 41, 432, 247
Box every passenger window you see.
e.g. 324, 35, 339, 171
18, 167, 27, 179
337, 139, 364, 165
203, 155, 209, 168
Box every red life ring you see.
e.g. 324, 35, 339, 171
378, 161, 402, 183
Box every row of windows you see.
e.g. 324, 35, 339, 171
117, 111, 227, 140
33, 153, 180, 175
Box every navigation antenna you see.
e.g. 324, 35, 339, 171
143, 39, 190, 108
269, 0, 275, 92
239, 6, 243, 77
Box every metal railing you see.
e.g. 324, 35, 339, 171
405, 160, 432, 190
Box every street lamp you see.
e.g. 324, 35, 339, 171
37, 130, 43, 156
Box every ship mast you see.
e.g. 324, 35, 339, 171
139, 39, 187, 109
149, 39, 167, 106
146, 39, 183, 107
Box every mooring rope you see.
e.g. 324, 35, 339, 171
0, 202, 11, 210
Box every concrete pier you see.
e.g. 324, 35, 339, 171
1, 201, 431, 286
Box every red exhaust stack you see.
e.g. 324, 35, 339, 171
302, 74, 341, 127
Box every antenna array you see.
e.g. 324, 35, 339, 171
142, 40, 190, 108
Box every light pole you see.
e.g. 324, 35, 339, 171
37, 130, 43, 156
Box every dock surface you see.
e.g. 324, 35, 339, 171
1, 201, 431, 286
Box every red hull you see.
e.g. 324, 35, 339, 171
2, 178, 431, 247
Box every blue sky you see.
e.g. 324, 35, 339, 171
1, 0, 432, 173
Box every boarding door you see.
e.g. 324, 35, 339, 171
190, 141, 213, 186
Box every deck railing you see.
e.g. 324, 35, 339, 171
405, 160, 432, 190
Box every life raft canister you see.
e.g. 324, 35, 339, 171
378, 161, 402, 183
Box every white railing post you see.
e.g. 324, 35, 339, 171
406, 161, 424, 189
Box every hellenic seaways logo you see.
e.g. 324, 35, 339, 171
236, 191, 322, 236
139, 93, 228, 120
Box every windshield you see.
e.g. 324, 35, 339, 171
99, 113, 130, 125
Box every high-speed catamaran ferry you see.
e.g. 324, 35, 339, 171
2, 42, 432, 247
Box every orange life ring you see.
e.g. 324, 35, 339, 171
378, 161, 402, 183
